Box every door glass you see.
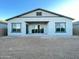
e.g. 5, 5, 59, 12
32, 25, 44, 33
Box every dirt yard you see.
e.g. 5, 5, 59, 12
0, 36, 79, 59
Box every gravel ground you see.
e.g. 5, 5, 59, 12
0, 36, 79, 59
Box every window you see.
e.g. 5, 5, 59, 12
55, 22, 66, 33
12, 23, 21, 33
36, 12, 42, 16
32, 25, 44, 33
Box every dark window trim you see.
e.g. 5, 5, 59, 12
55, 22, 66, 33
11, 23, 21, 33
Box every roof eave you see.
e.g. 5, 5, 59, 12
6, 8, 74, 21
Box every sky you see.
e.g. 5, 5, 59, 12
0, 0, 78, 21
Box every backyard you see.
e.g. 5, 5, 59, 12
0, 36, 79, 59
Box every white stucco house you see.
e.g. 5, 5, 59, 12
6, 8, 74, 36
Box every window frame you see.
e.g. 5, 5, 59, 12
36, 12, 42, 16
11, 23, 21, 33
55, 22, 66, 33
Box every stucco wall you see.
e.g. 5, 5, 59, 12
47, 18, 72, 36
7, 17, 73, 36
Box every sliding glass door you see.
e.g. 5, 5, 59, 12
32, 25, 44, 33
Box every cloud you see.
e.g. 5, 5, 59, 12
55, 0, 79, 21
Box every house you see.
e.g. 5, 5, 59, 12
73, 21, 79, 35
0, 21, 7, 36
6, 8, 74, 36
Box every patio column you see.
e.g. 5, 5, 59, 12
21, 22, 26, 35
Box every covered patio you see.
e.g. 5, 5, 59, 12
26, 21, 48, 34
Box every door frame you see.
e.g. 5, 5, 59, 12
26, 24, 29, 34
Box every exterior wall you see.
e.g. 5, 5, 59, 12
0, 23, 7, 36
8, 21, 26, 36
8, 17, 73, 36
73, 23, 79, 35
47, 18, 72, 36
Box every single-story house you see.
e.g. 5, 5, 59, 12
73, 21, 79, 35
0, 21, 7, 36
6, 8, 74, 36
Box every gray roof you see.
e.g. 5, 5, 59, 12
73, 21, 79, 25
6, 8, 74, 21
